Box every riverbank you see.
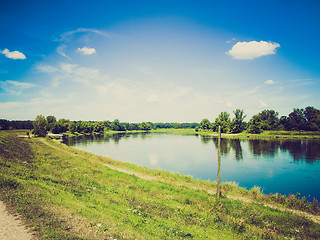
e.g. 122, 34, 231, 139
194, 129, 320, 139
1, 130, 319, 239
47, 128, 320, 140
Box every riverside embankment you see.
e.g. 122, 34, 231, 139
0, 130, 319, 239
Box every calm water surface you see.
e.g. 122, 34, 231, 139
64, 133, 320, 200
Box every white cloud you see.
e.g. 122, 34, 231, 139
259, 100, 268, 108
56, 28, 114, 59
265, 80, 275, 85
1, 48, 26, 60
78, 47, 96, 55
0, 80, 36, 95
226, 41, 280, 60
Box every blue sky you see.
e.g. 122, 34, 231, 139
1, 0, 320, 122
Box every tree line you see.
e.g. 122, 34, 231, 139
10, 115, 199, 137
199, 106, 320, 134
1, 106, 319, 136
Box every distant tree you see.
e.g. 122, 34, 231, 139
10, 120, 33, 129
32, 115, 48, 137
130, 123, 140, 130
287, 108, 308, 131
259, 110, 280, 130
304, 106, 320, 131
46, 115, 57, 132
247, 109, 279, 133
230, 109, 247, 133
0, 119, 11, 130
68, 121, 77, 133
247, 114, 263, 134
93, 122, 104, 132
139, 122, 151, 130
103, 120, 112, 130
279, 116, 289, 130
199, 118, 211, 130
111, 119, 126, 131
214, 112, 230, 133
51, 118, 69, 134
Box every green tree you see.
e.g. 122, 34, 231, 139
68, 121, 77, 133
199, 118, 211, 130
230, 109, 247, 133
259, 109, 280, 130
93, 122, 104, 132
287, 108, 307, 131
247, 114, 263, 134
304, 106, 320, 131
214, 112, 230, 133
103, 120, 112, 130
51, 118, 69, 134
46, 115, 56, 132
139, 122, 151, 130
32, 115, 48, 137
111, 119, 126, 131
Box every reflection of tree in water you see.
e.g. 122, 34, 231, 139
230, 139, 243, 160
280, 140, 320, 162
211, 138, 243, 160
248, 139, 281, 157
200, 136, 212, 144
139, 132, 151, 140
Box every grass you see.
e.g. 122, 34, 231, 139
196, 130, 320, 139
0, 130, 320, 239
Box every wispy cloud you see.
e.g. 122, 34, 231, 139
1, 49, 26, 60
58, 28, 114, 42
56, 45, 70, 60
259, 100, 268, 108
226, 41, 280, 60
265, 79, 276, 85
56, 28, 114, 59
37, 62, 103, 85
0, 80, 36, 95
226, 37, 236, 43
36, 65, 59, 73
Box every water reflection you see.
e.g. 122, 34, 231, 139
65, 133, 320, 163
281, 141, 320, 162
207, 137, 320, 163
211, 138, 243, 160
248, 140, 281, 157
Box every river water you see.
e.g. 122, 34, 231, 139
64, 132, 320, 201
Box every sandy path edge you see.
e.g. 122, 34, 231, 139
0, 199, 34, 240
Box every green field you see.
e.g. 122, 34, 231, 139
0, 130, 319, 239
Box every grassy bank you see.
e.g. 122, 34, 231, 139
195, 130, 320, 139
0, 130, 319, 239
58, 128, 320, 140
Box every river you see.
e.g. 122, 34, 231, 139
64, 132, 320, 201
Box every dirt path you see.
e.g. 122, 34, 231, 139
39, 138, 320, 225
0, 199, 34, 240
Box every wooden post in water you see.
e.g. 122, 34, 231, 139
216, 125, 221, 198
